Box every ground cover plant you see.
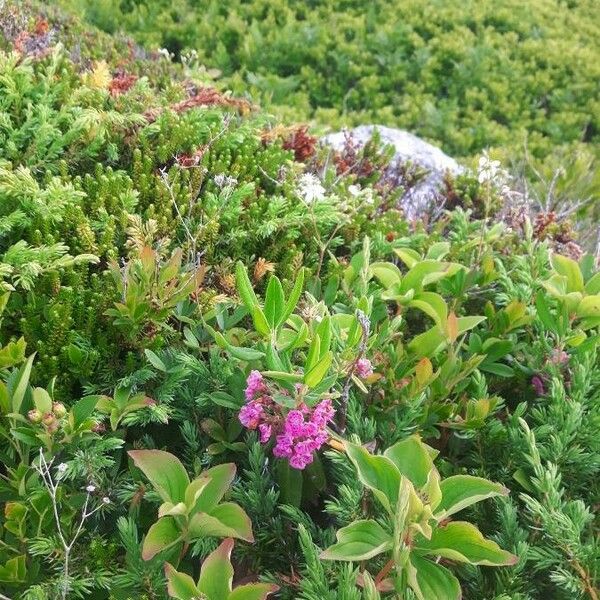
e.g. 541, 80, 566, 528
0, 2, 598, 600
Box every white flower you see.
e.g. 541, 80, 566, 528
477, 151, 505, 184
348, 184, 361, 197
86, 485, 96, 493
158, 48, 173, 61
214, 174, 237, 189
297, 173, 325, 204
102, 497, 111, 505
56, 463, 68, 474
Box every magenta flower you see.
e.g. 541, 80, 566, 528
238, 371, 336, 470
258, 423, 272, 443
355, 358, 373, 379
239, 400, 264, 429
245, 370, 267, 401
531, 375, 545, 396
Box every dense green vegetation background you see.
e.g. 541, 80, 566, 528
59, 0, 600, 162
0, 1, 597, 599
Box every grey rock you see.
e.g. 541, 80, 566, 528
322, 125, 463, 219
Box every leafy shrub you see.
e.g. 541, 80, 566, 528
0, 3, 598, 600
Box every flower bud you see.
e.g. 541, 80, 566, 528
42, 412, 55, 427
28, 409, 43, 423
52, 402, 67, 418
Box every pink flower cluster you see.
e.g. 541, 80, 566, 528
355, 357, 373, 379
239, 370, 335, 470
273, 399, 334, 469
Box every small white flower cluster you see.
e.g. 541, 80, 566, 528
157, 48, 174, 61
297, 173, 326, 204
348, 184, 374, 205
477, 151, 509, 185
214, 173, 238, 189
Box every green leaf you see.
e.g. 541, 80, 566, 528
305, 334, 321, 372
70, 394, 100, 428
407, 553, 461, 600
215, 332, 265, 362
576, 295, 600, 318
10, 353, 34, 414
251, 306, 271, 336
304, 351, 332, 388
191, 463, 236, 514
228, 583, 279, 600
435, 475, 508, 519
409, 292, 448, 328
164, 563, 200, 600
551, 254, 584, 292
280, 268, 305, 325
197, 538, 234, 599
415, 521, 517, 566
145, 349, 166, 371
264, 276, 285, 328
584, 271, 600, 294
384, 435, 436, 489
129, 450, 190, 504
142, 517, 182, 560
189, 502, 254, 542
345, 442, 400, 514
276, 459, 303, 507
235, 262, 259, 310
535, 292, 558, 333
32, 388, 52, 414
369, 262, 402, 288
320, 520, 393, 561
394, 247, 421, 268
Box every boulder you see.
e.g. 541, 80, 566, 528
322, 125, 463, 219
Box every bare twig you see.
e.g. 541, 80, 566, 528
35, 449, 109, 600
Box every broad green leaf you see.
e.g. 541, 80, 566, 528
145, 349, 166, 371
320, 519, 392, 561
345, 442, 400, 514
70, 394, 100, 428
576, 295, 600, 318
280, 268, 305, 325
407, 553, 461, 600
414, 521, 517, 566
10, 353, 34, 414
228, 583, 280, 600
305, 334, 321, 373
408, 317, 485, 358
304, 351, 332, 388
192, 463, 236, 513
184, 476, 211, 511
251, 306, 271, 336
409, 292, 448, 328
165, 563, 200, 599
276, 459, 303, 506
551, 254, 584, 292
369, 262, 402, 288
384, 435, 435, 489
315, 316, 332, 358
215, 332, 265, 361
189, 502, 253, 542
426, 242, 450, 261
142, 517, 181, 560
435, 475, 507, 519
584, 272, 600, 294
394, 247, 421, 268
235, 262, 259, 310
197, 538, 234, 599
264, 276, 285, 328
158, 502, 187, 518
32, 388, 52, 414
129, 450, 190, 504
